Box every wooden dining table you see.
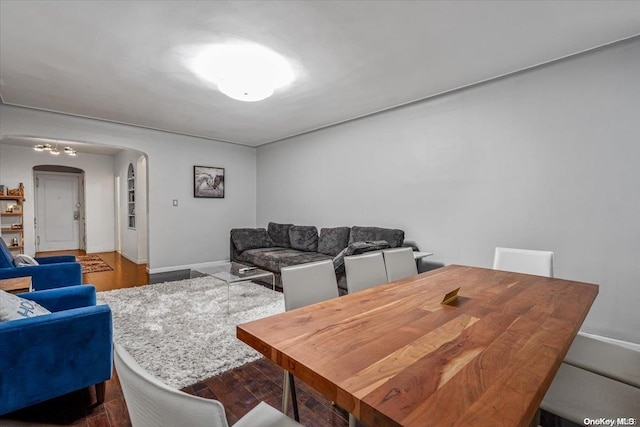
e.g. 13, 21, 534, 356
237, 264, 599, 426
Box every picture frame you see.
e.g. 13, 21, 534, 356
194, 166, 225, 198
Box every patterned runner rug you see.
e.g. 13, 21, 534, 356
77, 254, 113, 273
97, 276, 284, 388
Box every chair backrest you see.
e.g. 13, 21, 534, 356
281, 260, 339, 311
345, 251, 388, 294
114, 344, 229, 427
493, 247, 554, 277
383, 247, 417, 282
564, 334, 640, 388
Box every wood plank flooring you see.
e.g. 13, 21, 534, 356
1, 251, 352, 427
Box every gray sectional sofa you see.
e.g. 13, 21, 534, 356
230, 223, 406, 294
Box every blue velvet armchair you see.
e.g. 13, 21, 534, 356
0, 285, 113, 415
0, 238, 82, 290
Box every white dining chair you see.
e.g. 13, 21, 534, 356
281, 259, 340, 311
541, 334, 640, 423
564, 334, 640, 388
492, 247, 554, 277
114, 343, 302, 427
281, 259, 340, 421
345, 251, 388, 294
541, 362, 640, 424
383, 247, 418, 282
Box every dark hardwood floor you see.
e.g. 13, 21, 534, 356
1, 251, 352, 427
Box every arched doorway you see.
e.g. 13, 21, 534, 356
33, 165, 85, 252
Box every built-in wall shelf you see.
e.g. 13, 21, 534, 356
127, 163, 136, 229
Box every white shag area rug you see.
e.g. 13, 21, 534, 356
97, 276, 284, 389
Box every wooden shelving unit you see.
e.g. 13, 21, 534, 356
1, 184, 25, 254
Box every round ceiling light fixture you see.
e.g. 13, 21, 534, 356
192, 43, 295, 102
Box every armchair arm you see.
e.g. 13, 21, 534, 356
230, 235, 241, 262
0, 305, 113, 415
0, 262, 82, 290
35, 255, 76, 264
20, 285, 96, 312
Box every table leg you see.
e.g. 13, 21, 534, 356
289, 372, 300, 422
282, 371, 290, 413
529, 408, 541, 427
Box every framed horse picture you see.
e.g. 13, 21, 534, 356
194, 166, 225, 198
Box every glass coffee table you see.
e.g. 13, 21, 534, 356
192, 262, 275, 314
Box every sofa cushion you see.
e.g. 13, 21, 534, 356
267, 222, 293, 248
318, 227, 350, 256
349, 226, 405, 248
333, 240, 391, 274
238, 247, 331, 273
289, 226, 319, 252
231, 228, 273, 253
236, 247, 290, 272
0, 289, 51, 321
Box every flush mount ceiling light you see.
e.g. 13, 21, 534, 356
34, 143, 76, 156
192, 43, 295, 102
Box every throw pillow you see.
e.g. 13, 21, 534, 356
349, 226, 405, 248
332, 240, 391, 274
267, 222, 293, 248
318, 227, 350, 256
289, 225, 319, 252
14, 254, 40, 267
0, 289, 51, 322
231, 228, 273, 253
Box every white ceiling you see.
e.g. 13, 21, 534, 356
1, 1, 639, 147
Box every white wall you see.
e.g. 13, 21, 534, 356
257, 39, 640, 344
0, 144, 116, 253
0, 105, 257, 272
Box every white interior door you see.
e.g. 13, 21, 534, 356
35, 172, 80, 252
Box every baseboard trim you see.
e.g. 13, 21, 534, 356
148, 259, 230, 275
118, 251, 137, 264
117, 251, 148, 265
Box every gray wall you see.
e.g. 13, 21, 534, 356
257, 39, 640, 344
